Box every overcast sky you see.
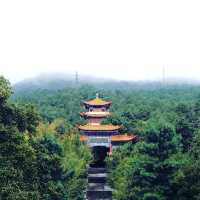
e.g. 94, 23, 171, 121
0, 0, 200, 83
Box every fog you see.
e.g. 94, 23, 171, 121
0, 0, 200, 83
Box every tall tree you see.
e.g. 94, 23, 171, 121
174, 130, 200, 200
109, 120, 179, 200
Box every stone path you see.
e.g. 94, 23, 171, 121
86, 166, 112, 200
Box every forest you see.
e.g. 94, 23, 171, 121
1, 75, 200, 199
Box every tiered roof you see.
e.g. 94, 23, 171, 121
78, 124, 121, 131
80, 134, 136, 142
78, 94, 136, 143
82, 94, 112, 107
111, 134, 136, 142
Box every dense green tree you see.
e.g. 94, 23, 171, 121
7, 76, 200, 199
176, 102, 200, 152
0, 126, 39, 200
0, 76, 12, 104
108, 120, 179, 200
0, 76, 90, 199
0, 77, 39, 199
174, 130, 200, 200
31, 136, 68, 199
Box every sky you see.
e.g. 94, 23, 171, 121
0, 0, 200, 83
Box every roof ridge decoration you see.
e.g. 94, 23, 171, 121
83, 94, 112, 107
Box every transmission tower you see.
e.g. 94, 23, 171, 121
75, 71, 79, 84
162, 65, 166, 85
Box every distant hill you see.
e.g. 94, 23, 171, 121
13, 72, 113, 93
13, 72, 200, 97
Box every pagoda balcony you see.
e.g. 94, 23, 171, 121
80, 111, 110, 118
80, 134, 137, 143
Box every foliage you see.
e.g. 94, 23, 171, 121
107, 120, 180, 200
3, 77, 200, 199
0, 125, 39, 200
0, 76, 12, 103
173, 130, 200, 199
0, 76, 91, 200
35, 121, 92, 200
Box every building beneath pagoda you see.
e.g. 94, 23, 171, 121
78, 94, 136, 164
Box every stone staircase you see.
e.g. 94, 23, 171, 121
86, 166, 112, 200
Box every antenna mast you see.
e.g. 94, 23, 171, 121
75, 71, 79, 84
162, 65, 166, 85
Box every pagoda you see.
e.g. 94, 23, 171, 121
78, 94, 136, 162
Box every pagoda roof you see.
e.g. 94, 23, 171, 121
78, 124, 121, 131
83, 94, 112, 107
80, 111, 110, 118
111, 134, 136, 142
79, 134, 136, 142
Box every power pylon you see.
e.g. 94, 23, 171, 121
75, 71, 79, 84
162, 65, 166, 85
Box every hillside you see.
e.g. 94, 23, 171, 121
13, 72, 186, 95
1, 75, 200, 199
13, 73, 116, 93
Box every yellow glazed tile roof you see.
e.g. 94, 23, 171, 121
79, 134, 136, 142
78, 124, 121, 131
111, 134, 136, 142
83, 97, 112, 106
